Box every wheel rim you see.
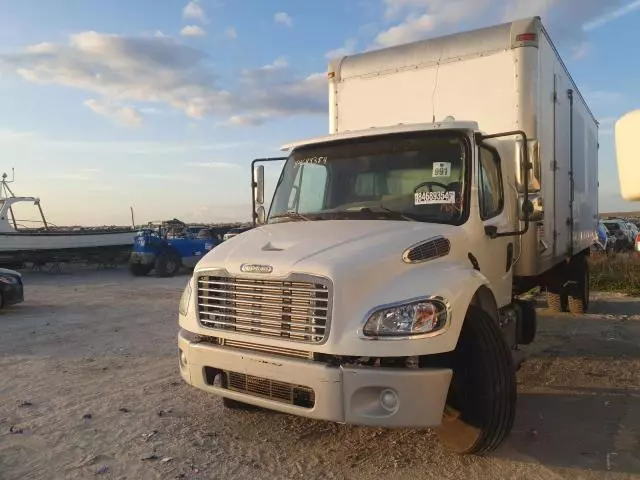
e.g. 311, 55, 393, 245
166, 259, 176, 273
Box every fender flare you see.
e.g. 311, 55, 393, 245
340, 260, 500, 356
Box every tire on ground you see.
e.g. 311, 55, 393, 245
129, 262, 153, 277
568, 255, 589, 314
546, 288, 568, 313
435, 305, 517, 456
155, 252, 181, 277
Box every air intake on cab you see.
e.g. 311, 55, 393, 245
402, 236, 451, 264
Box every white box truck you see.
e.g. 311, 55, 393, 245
177, 17, 599, 455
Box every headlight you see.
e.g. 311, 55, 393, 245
178, 281, 192, 315
0, 276, 18, 284
362, 298, 449, 338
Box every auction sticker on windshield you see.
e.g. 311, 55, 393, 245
432, 162, 451, 178
414, 191, 456, 205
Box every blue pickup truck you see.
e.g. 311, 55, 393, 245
129, 220, 231, 277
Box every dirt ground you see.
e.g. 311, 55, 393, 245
1, 267, 639, 480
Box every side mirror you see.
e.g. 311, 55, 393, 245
254, 165, 265, 205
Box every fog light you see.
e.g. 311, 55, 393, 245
379, 389, 399, 412
179, 349, 188, 369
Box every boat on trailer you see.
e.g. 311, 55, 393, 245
0, 171, 135, 267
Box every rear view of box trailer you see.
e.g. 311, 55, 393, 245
329, 16, 598, 297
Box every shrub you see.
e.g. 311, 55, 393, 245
589, 251, 640, 296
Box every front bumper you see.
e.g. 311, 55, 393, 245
178, 331, 452, 428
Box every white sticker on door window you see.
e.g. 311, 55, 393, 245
432, 162, 451, 178
414, 191, 456, 205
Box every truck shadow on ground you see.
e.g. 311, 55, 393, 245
497, 388, 640, 474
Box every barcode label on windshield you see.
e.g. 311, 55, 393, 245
432, 162, 451, 178
414, 191, 456, 205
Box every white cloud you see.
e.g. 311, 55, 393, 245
180, 25, 206, 37
0, 32, 326, 126
0, 130, 34, 141
375, 13, 436, 46
50, 172, 93, 181
225, 27, 237, 40
186, 161, 241, 169
274, 12, 293, 27
583, 0, 640, 31
84, 99, 143, 127
183, 0, 208, 23
373, 0, 625, 52
325, 39, 357, 59
571, 41, 591, 59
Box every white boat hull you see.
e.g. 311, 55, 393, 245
0, 231, 136, 263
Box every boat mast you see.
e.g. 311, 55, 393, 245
0, 168, 49, 230
0, 170, 18, 230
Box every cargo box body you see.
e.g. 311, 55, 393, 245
328, 17, 598, 278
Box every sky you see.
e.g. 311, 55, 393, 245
0, 0, 639, 226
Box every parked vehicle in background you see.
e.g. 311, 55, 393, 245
592, 221, 611, 253
0, 267, 23, 309
603, 219, 633, 251
178, 17, 598, 456
222, 225, 253, 241
129, 219, 222, 277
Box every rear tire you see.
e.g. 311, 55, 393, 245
155, 252, 181, 277
435, 306, 517, 455
568, 256, 589, 314
546, 289, 568, 313
129, 263, 153, 277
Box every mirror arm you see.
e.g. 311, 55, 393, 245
251, 156, 287, 226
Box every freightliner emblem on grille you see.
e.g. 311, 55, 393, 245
240, 263, 273, 274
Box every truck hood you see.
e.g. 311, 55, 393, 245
196, 220, 462, 278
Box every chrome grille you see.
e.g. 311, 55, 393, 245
197, 273, 331, 344
225, 371, 315, 408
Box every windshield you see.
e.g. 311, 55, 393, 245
268, 131, 469, 225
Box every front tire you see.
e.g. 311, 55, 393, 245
155, 252, 181, 277
129, 263, 153, 277
435, 306, 517, 455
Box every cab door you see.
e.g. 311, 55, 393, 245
473, 144, 515, 307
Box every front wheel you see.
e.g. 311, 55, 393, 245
155, 252, 181, 277
129, 262, 153, 277
435, 306, 517, 455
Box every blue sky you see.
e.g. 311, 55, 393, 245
0, 0, 639, 226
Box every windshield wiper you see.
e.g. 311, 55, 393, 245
270, 210, 312, 222
358, 206, 418, 222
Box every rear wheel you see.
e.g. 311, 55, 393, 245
546, 288, 568, 313
155, 252, 181, 277
129, 262, 153, 277
568, 256, 589, 314
435, 306, 517, 455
